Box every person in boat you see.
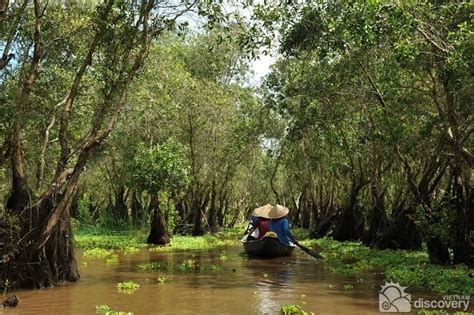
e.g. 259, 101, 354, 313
265, 204, 295, 245
247, 204, 296, 246
245, 204, 272, 240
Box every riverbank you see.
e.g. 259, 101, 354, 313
74, 227, 473, 296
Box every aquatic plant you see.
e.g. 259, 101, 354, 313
219, 252, 230, 261
116, 281, 140, 293
76, 228, 241, 251
343, 284, 354, 290
136, 262, 167, 272
303, 237, 474, 295
157, 277, 169, 284
106, 255, 119, 265
84, 248, 113, 258
96, 304, 133, 315
123, 247, 140, 255
280, 304, 314, 315
200, 264, 223, 272
176, 259, 197, 272
75, 233, 144, 250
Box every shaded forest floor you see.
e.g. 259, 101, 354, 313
74, 227, 473, 296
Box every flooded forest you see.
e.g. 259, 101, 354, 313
0, 0, 472, 314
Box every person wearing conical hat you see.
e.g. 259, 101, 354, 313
245, 204, 272, 240
246, 204, 295, 245
265, 204, 295, 245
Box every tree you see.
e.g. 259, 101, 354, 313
0, 0, 214, 289
255, 0, 472, 265
128, 140, 189, 244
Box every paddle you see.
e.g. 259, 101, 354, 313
293, 240, 324, 259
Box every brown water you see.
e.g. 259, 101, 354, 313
1, 246, 462, 315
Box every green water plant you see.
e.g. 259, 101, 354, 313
343, 284, 354, 290
280, 304, 314, 315
136, 262, 167, 272
116, 281, 140, 293
123, 247, 140, 255
96, 304, 133, 315
200, 264, 223, 272
303, 238, 474, 295
176, 259, 197, 272
157, 277, 169, 284
84, 248, 113, 258
106, 255, 119, 265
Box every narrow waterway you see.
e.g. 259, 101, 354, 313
1, 246, 453, 314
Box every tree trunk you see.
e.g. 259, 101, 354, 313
207, 180, 219, 232
332, 183, 365, 241
2, 194, 80, 289
364, 188, 388, 247
130, 191, 143, 225
376, 206, 422, 250
147, 192, 170, 245
114, 185, 128, 222
452, 168, 473, 266
426, 235, 450, 265
192, 206, 204, 236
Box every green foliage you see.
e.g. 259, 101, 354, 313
75, 228, 240, 251
83, 248, 113, 259
176, 260, 197, 272
105, 255, 119, 265
157, 277, 169, 284
96, 304, 133, 315
308, 238, 474, 295
136, 262, 167, 272
116, 281, 140, 293
200, 264, 223, 272
280, 304, 314, 315
127, 139, 189, 194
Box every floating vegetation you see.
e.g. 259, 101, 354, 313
176, 260, 197, 272
136, 262, 167, 272
76, 234, 144, 250
106, 254, 119, 265
302, 238, 474, 295
84, 248, 113, 259
200, 264, 223, 272
280, 304, 314, 315
157, 277, 169, 284
219, 252, 230, 261
96, 304, 133, 315
123, 247, 140, 255
343, 284, 354, 290
116, 281, 140, 293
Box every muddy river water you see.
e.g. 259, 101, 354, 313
1, 246, 465, 314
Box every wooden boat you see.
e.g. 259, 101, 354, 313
242, 236, 295, 258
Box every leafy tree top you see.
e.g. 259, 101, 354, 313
128, 139, 189, 194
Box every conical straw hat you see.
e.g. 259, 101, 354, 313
252, 204, 289, 219
267, 204, 289, 219
252, 204, 273, 218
